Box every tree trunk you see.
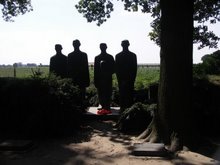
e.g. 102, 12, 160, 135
157, 0, 194, 151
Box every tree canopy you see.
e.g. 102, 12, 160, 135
75, 0, 220, 49
0, 0, 32, 21
1, 0, 219, 49
200, 50, 220, 74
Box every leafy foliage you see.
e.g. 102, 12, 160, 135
0, 76, 83, 138
75, 0, 220, 49
75, 0, 114, 26
116, 102, 157, 133
193, 50, 220, 76
201, 50, 220, 74
193, 76, 220, 136
1, 0, 219, 49
0, 0, 32, 21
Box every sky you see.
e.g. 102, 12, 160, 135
0, 0, 220, 65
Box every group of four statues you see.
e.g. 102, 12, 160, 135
49, 39, 137, 115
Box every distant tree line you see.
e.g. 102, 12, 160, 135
0, 63, 49, 67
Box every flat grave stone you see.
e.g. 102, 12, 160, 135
131, 143, 168, 157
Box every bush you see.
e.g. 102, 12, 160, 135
116, 102, 156, 134
0, 76, 83, 138
193, 77, 220, 136
194, 50, 220, 76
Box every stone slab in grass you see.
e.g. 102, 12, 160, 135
0, 140, 34, 151
131, 143, 168, 157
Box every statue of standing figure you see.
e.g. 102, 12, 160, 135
115, 40, 137, 111
49, 44, 67, 78
67, 39, 90, 104
94, 43, 115, 115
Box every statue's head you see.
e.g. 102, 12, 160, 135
121, 40, 130, 48
73, 39, 81, 48
55, 44, 62, 52
100, 43, 107, 52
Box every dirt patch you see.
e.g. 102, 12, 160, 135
0, 120, 219, 165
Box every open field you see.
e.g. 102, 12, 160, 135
0, 67, 49, 78
0, 66, 160, 88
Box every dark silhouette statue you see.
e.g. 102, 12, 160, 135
115, 40, 137, 111
67, 39, 90, 101
94, 43, 115, 114
49, 44, 67, 78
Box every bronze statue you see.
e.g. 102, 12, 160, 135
94, 43, 115, 115
49, 44, 67, 78
115, 40, 137, 111
67, 39, 90, 101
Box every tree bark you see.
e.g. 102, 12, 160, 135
157, 0, 194, 150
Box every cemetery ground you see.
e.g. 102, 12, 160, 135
0, 67, 220, 164
0, 118, 219, 165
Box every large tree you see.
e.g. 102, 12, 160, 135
157, 0, 194, 150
